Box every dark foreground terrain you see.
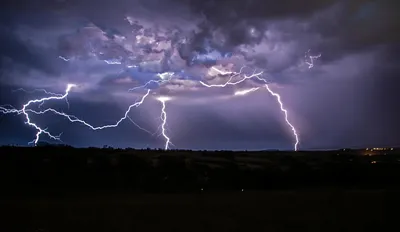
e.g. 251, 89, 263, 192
1, 190, 399, 232
1, 146, 400, 231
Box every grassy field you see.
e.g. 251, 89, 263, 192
1, 190, 397, 232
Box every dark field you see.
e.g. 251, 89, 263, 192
1, 146, 400, 231
1, 190, 398, 232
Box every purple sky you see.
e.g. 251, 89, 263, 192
0, 0, 399, 150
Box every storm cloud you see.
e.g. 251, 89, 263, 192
0, 0, 399, 149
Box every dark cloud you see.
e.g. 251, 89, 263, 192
0, 28, 59, 75
181, 0, 337, 23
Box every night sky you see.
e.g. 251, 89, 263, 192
0, 0, 399, 150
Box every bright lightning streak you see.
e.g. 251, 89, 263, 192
264, 85, 299, 151
200, 66, 265, 87
157, 72, 174, 80
210, 66, 237, 76
104, 59, 122, 65
58, 56, 70, 62
234, 87, 260, 96
156, 96, 172, 150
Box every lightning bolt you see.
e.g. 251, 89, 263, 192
12, 87, 70, 109
210, 66, 237, 76
264, 85, 299, 151
23, 84, 76, 144
156, 96, 172, 150
1, 85, 152, 145
205, 66, 299, 151
12, 88, 63, 97
305, 50, 321, 69
104, 59, 122, 65
126, 115, 153, 135
27, 89, 150, 131
156, 72, 174, 80
234, 87, 260, 96
57, 54, 174, 149
128, 72, 174, 91
58, 56, 70, 62
1, 84, 76, 145
0, 105, 23, 115
200, 66, 265, 88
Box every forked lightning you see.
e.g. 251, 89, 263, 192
1, 85, 152, 145
203, 66, 300, 151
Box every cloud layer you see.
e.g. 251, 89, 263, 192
0, 0, 399, 149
